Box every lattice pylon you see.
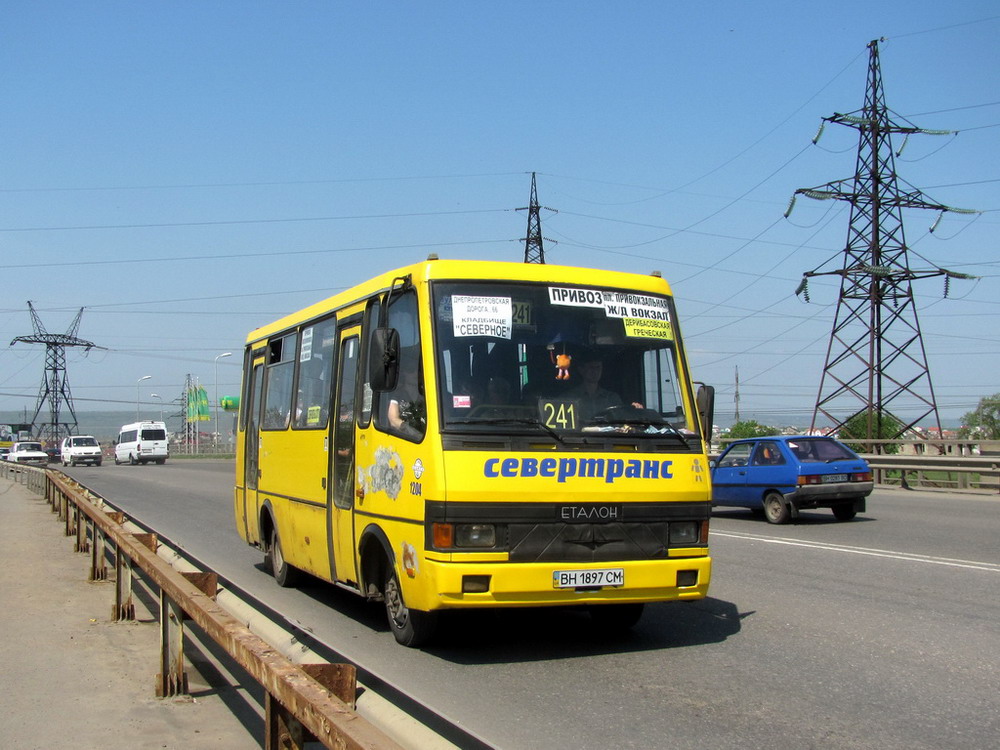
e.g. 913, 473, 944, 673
10, 302, 103, 443
790, 39, 974, 440
517, 172, 556, 263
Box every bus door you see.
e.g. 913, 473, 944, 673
241, 357, 266, 544
328, 329, 360, 584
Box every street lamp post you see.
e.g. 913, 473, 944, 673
150, 393, 163, 421
136, 375, 152, 421
214, 352, 232, 450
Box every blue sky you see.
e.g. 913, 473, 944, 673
1, 1, 997, 428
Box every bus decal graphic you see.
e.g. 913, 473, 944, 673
402, 542, 419, 578
483, 457, 673, 483
362, 445, 404, 500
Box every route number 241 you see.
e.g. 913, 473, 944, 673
540, 400, 578, 430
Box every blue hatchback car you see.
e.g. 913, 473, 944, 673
711, 435, 873, 524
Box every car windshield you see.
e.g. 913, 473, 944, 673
72, 437, 98, 447
787, 438, 856, 462
20, 442, 42, 451
432, 280, 695, 440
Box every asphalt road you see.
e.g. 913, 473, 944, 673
64, 460, 1000, 750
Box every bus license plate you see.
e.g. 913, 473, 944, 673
553, 568, 624, 589
822, 474, 848, 483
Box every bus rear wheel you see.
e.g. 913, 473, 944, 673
384, 568, 437, 647
267, 527, 300, 588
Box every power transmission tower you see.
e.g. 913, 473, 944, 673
788, 39, 976, 441
517, 172, 556, 263
9, 302, 104, 443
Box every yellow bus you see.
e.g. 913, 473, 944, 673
234, 258, 715, 646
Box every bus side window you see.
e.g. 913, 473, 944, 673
262, 332, 298, 430
374, 292, 426, 441
293, 319, 336, 429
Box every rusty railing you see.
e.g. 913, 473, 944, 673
3, 463, 402, 750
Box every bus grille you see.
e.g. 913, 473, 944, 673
507, 521, 671, 563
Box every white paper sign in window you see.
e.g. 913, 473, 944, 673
452, 295, 512, 339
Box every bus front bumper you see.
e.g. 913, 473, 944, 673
415, 553, 712, 611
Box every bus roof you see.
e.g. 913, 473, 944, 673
246, 258, 675, 345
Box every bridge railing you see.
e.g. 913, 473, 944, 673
2, 462, 403, 750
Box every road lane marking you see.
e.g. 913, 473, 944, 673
710, 530, 1000, 573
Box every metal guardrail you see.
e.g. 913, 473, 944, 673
862, 454, 1000, 493
2, 462, 403, 750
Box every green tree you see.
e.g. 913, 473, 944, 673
726, 420, 778, 439
838, 410, 903, 454
959, 393, 1000, 439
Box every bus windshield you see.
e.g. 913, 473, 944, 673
432, 280, 695, 440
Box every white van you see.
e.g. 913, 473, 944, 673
60, 435, 103, 466
114, 421, 169, 465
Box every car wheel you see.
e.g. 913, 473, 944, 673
589, 603, 645, 631
763, 491, 790, 524
384, 566, 437, 647
95, 460, 102, 467
832, 503, 858, 521
128, 453, 137, 466
267, 527, 300, 588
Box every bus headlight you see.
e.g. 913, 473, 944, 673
456, 524, 496, 548
669, 522, 699, 544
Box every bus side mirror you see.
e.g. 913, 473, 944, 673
696, 384, 715, 442
369, 327, 400, 392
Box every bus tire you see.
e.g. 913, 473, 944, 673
763, 491, 790, 524
589, 603, 645, 631
384, 567, 437, 647
267, 527, 300, 588
832, 503, 858, 521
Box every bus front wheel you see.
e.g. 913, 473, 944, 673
384, 568, 437, 647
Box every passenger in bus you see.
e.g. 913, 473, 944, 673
568, 356, 643, 423
387, 369, 426, 440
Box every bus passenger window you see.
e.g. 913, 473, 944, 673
294, 319, 336, 429
262, 332, 298, 430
